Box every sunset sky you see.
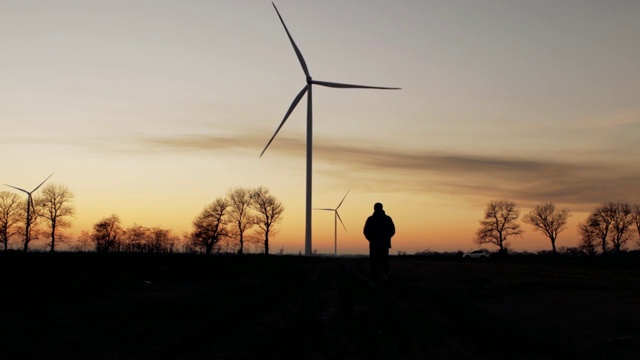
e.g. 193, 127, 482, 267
2, 0, 639, 254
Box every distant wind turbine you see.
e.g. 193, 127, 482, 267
315, 191, 349, 256
5, 173, 53, 252
260, 2, 400, 256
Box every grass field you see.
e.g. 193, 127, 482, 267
1, 252, 639, 359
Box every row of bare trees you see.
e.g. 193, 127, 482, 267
187, 186, 284, 255
2, 183, 284, 255
82, 215, 179, 253
84, 186, 284, 255
0, 184, 76, 252
8, 183, 637, 256
475, 200, 640, 254
577, 203, 640, 255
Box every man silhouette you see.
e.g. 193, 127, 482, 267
363, 202, 395, 283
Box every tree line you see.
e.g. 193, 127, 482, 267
4, 183, 640, 255
1, 185, 284, 255
187, 186, 284, 255
475, 200, 640, 254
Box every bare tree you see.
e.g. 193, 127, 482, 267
122, 224, 150, 252
475, 199, 523, 251
577, 221, 599, 255
634, 204, 640, 247
587, 204, 614, 254
0, 191, 22, 250
227, 187, 255, 255
74, 230, 93, 252
522, 202, 571, 254
250, 187, 284, 255
579, 202, 635, 254
91, 214, 123, 253
581, 202, 620, 254
148, 227, 177, 253
35, 183, 76, 252
16, 199, 42, 252
609, 203, 634, 252
191, 197, 229, 255
220, 228, 240, 254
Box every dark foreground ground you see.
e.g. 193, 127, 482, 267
1, 252, 639, 360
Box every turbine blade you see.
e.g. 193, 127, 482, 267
32, 173, 53, 192
313, 80, 400, 90
314, 208, 335, 211
4, 184, 29, 194
260, 85, 308, 157
336, 190, 349, 209
336, 211, 347, 232
272, 2, 310, 78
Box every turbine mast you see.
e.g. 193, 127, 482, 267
334, 212, 338, 256
305, 79, 313, 256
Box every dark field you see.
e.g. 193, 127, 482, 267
1, 253, 639, 359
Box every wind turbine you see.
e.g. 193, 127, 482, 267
260, 3, 400, 256
5, 173, 53, 251
315, 191, 349, 256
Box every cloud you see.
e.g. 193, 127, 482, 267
581, 111, 640, 130
139, 133, 640, 209
142, 133, 266, 153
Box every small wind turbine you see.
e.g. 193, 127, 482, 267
315, 191, 349, 256
5, 173, 53, 251
261, 3, 400, 256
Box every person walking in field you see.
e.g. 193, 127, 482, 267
363, 202, 395, 283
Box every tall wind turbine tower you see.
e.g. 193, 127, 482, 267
261, 3, 400, 256
315, 191, 349, 256
5, 173, 53, 252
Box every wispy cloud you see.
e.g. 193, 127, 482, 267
139, 133, 640, 209
575, 110, 640, 130
142, 133, 266, 153
314, 139, 638, 209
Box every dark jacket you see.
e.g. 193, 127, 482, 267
363, 209, 395, 249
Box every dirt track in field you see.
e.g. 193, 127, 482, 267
1, 253, 639, 359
